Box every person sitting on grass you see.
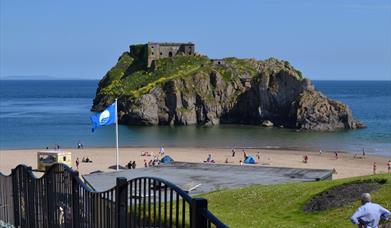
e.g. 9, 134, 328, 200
350, 193, 390, 228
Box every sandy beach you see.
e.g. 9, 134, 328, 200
0, 147, 390, 179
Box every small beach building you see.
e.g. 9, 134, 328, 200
37, 150, 72, 171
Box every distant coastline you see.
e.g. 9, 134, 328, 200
0, 76, 98, 80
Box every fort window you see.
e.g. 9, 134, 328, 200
160, 52, 162, 55
168, 51, 173, 57
152, 52, 154, 55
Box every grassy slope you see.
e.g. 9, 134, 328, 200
201, 174, 391, 227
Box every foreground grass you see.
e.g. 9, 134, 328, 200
201, 174, 391, 228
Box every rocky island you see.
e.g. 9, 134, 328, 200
92, 42, 365, 131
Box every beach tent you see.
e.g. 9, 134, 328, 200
244, 155, 256, 164
160, 155, 174, 164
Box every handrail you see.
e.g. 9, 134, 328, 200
201, 208, 229, 228
126, 176, 193, 203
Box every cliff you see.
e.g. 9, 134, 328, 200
91, 45, 365, 130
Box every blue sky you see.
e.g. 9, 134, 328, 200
1, 0, 390, 80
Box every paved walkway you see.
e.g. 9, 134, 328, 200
83, 162, 332, 194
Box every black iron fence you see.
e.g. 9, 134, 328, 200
0, 164, 227, 228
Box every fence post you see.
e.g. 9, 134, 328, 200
46, 168, 54, 228
27, 167, 35, 228
72, 171, 80, 228
11, 168, 20, 228
191, 198, 208, 228
115, 177, 128, 228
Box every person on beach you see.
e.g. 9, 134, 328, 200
144, 159, 148, 168
319, 150, 322, 155
204, 154, 215, 163
362, 148, 366, 159
232, 148, 235, 157
373, 162, 377, 175
127, 161, 132, 169
141, 151, 149, 156
75, 158, 79, 170
132, 161, 136, 169
153, 159, 159, 167
160, 146, 165, 155
350, 193, 390, 228
257, 152, 260, 160
303, 154, 308, 163
77, 141, 83, 149
388, 160, 391, 173
335, 152, 338, 160
240, 160, 243, 166
243, 149, 247, 160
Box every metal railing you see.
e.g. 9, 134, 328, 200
0, 163, 227, 228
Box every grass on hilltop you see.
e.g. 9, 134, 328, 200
201, 174, 391, 228
98, 53, 263, 99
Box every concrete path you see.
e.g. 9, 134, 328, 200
83, 162, 332, 195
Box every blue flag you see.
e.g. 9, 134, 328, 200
90, 103, 116, 132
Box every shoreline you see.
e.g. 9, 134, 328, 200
0, 144, 377, 154
1, 146, 390, 180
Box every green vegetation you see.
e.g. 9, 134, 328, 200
100, 55, 210, 98
97, 51, 303, 101
99, 52, 134, 86
201, 174, 391, 227
224, 57, 258, 77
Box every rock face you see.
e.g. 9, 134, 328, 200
92, 47, 365, 131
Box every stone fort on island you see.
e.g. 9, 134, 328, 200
129, 42, 226, 68
145, 42, 195, 67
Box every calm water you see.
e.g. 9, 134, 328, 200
0, 80, 390, 156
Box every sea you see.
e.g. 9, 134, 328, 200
0, 80, 390, 156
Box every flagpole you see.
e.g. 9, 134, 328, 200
115, 98, 119, 171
